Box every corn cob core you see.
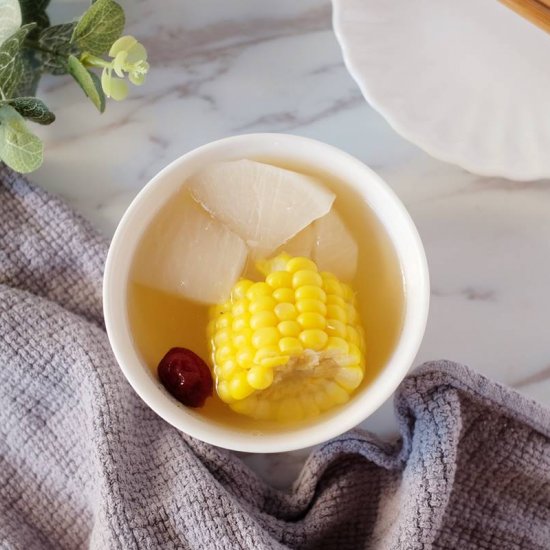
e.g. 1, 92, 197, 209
207, 254, 366, 422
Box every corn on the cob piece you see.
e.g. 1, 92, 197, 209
208, 253, 366, 422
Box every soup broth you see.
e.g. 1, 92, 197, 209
128, 162, 405, 432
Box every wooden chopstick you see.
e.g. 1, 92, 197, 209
499, 0, 550, 33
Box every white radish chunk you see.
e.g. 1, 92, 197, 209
188, 159, 335, 254
277, 223, 315, 258
313, 209, 358, 281
133, 190, 247, 304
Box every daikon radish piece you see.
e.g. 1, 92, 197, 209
313, 209, 358, 282
188, 159, 335, 254
134, 191, 247, 304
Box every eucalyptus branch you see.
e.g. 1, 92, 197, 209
0, 0, 149, 174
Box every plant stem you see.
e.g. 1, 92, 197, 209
80, 53, 109, 69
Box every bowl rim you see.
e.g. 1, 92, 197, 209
103, 133, 430, 453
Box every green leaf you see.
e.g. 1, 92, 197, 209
71, 0, 125, 56
4, 97, 55, 124
13, 48, 42, 96
0, 104, 43, 173
19, 0, 49, 39
0, 0, 21, 47
0, 23, 35, 99
37, 23, 79, 75
67, 55, 105, 112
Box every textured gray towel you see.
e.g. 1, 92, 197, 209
1, 165, 550, 550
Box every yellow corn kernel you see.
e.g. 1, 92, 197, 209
274, 302, 297, 321
347, 304, 358, 324
277, 320, 301, 337
292, 270, 322, 289
326, 318, 347, 338
232, 314, 251, 332
297, 312, 326, 330
256, 253, 291, 277
249, 295, 276, 314
299, 329, 328, 351
346, 325, 361, 347
326, 336, 349, 354
341, 283, 354, 301
232, 299, 249, 317
296, 299, 327, 316
313, 387, 332, 412
358, 327, 366, 353
335, 353, 356, 367
266, 271, 292, 289
247, 366, 274, 390
287, 256, 318, 273
279, 337, 303, 355
211, 304, 228, 318
335, 366, 364, 391
295, 285, 326, 302
215, 318, 231, 334
214, 328, 232, 347
323, 278, 344, 297
219, 359, 239, 379
231, 279, 253, 301
215, 314, 232, 330
261, 355, 289, 368
324, 380, 350, 406
229, 372, 255, 400
326, 294, 346, 308
348, 343, 363, 366
215, 345, 233, 365
252, 327, 280, 349
273, 287, 295, 303
250, 311, 278, 330
232, 328, 253, 349
217, 380, 233, 403
326, 304, 347, 323
254, 346, 279, 363
246, 282, 272, 300
236, 346, 255, 368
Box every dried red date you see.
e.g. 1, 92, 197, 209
157, 347, 213, 407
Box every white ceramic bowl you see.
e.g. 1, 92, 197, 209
103, 133, 429, 453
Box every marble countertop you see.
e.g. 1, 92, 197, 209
31, 0, 550, 488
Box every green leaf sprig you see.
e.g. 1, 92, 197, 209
0, 0, 149, 173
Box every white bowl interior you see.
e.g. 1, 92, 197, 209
103, 133, 429, 452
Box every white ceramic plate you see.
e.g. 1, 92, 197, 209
333, 0, 550, 181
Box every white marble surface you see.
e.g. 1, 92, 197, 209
30, 0, 550, 488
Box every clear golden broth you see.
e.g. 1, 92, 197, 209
127, 165, 405, 433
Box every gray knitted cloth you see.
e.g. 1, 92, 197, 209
1, 165, 550, 550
